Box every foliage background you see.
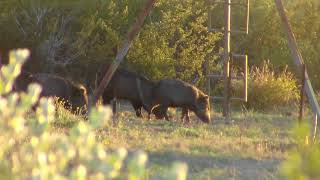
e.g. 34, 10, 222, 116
0, 0, 319, 107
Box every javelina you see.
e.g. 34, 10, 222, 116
32, 73, 88, 113
15, 72, 88, 113
100, 69, 158, 119
13, 70, 34, 92
151, 79, 211, 123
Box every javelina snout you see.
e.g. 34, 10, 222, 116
194, 95, 211, 123
151, 105, 167, 119
70, 84, 88, 115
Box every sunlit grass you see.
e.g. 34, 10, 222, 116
48, 104, 299, 179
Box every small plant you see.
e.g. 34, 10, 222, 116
0, 49, 188, 179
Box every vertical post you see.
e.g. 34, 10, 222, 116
223, 0, 231, 118
312, 113, 318, 142
243, 55, 248, 102
245, 0, 250, 34
206, 59, 211, 113
299, 64, 306, 123
228, 54, 233, 117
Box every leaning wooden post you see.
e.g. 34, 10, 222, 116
89, 0, 157, 111
299, 64, 306, 123
274, 0, 320, 121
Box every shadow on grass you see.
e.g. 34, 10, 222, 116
148, 150, 280, 180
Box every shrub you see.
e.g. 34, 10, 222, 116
232, 60, 299, 111
0, 49, 188, 179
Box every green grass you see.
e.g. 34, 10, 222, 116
50, 104, 299, 179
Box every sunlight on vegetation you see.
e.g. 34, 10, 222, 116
234, 60, 299, 110
0, 0, 319, 179
280, 123, 320, 179
0, 49, 187, 179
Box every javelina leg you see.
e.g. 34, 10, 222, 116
146, 107, 154, 121
181, 108, 190, 123
112, 98, 117, 114
112, 98, 117, 124
132, 102, 143, 118
185, 109, 190, 123
147, 112, 151, 121
181, 108, 186, 123
161, 106, 170, 121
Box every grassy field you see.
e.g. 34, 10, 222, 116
52, 103, 298, 180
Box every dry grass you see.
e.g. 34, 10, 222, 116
51, 102, 299, 179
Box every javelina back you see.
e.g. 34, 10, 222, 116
32, 73, 88, 113
15, 72, 88, 113
98, 68, 156, 118
151, 79, 211, 123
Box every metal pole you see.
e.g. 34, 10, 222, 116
299, 64, 306, 123
223, 0, 231, 118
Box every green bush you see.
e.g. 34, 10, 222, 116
0, 0, 221, 86
280, 123, 320, 180
1, 0, 319, 91
0, 49, 188, 179
232, 60, 299, 111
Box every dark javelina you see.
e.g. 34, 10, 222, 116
13, 70, 35, 92
151, 79, 211, 123
32, 73, 88, 113
98, 68, 157, 119
15, 72, 88, 114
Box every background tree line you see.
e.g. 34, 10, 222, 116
0, 0, 319, 109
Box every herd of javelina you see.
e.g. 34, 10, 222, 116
14, 67, 211, 123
